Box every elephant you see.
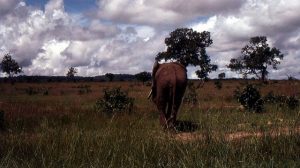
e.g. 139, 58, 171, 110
149, 61, 187, 129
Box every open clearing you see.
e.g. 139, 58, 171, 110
0, 80, 300, 167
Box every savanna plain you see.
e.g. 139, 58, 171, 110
0, 80, 299, 167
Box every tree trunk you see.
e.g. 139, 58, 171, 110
261, 68, 267, 81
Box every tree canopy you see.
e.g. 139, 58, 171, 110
66, 67, 77, 78
134, 71, 151, 84
228, 36, 284, 81
105, 73, 115, 82
155, 28, 217, 79
0, 53, 22, 77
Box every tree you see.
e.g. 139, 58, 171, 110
135, 71, 151, 84
66, 67, 77, 78
155, 28, 217, 79
218, 72, 226, 79
105, 73, 115, 82
228, 36, 284, 81
0, 53, 22, 78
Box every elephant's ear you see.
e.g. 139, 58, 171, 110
148, 61, 159, 100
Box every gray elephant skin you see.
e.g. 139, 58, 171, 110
150, 61, 187, 129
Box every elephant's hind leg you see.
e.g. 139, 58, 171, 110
156, 97, 168, 129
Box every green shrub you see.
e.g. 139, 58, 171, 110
95, 87, 134, 116
234, 84, 264, 113
214, 80, 223, 90
183, 82, 198, 105
264, 92, 299, 110
286, 96, 299, 109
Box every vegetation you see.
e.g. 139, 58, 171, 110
0, 30, 298, 167
218, 72, 226, 79
95, 87, 134, 116
234, 84, 264, 113
214, 80, 223, 90
0, 53, 22, 78
183, 81, 199, 105
105, 73, 115, 82
155, 28, 217, 80
0, 80, 299, 167
228, 36, 284, 81
134, 71, 151, 84
264, 91, 299, 110
66, 67, 77, 78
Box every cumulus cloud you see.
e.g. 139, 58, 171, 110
0, 0, 20, 16
0, 0, 166, 77
192, 0, 300, 79
96, 0, 245, 27
0, 0, 300, 79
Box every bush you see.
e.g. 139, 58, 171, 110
234, 84, 263, 113
214, 80, 223, 90
286, 96, 299, 109
183, 82, 198, 105
264, 92, 299, 110
95, 87, 134, 116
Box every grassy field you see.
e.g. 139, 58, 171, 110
0, 80, 300, 167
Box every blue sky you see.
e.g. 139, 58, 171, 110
26, 0, 97, 13
1, 0, 300, 79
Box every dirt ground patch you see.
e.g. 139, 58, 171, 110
174, 127, 300, 142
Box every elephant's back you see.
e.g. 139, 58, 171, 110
155, 62, 187, 86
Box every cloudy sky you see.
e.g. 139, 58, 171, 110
0, 0, 300, 79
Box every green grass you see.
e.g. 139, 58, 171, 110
0, 81, 300, 167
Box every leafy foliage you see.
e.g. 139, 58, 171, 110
134, 71, 151, 84
105, 73, 115, 82
95, 87, 134, 116
234, 84, 264, 113
218, 73, 226, 79
214, 80, 223, 90
183, 82, 198, 105
228, 36, 283, 81
0, 53, 22, 77
66, 67, 77, 78
155, 28, 217, 79
264, 91, 299, 110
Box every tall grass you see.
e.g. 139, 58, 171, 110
0, 80, 299, 167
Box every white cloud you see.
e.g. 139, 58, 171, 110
25, 40, 69, 76
96, 0, 245, 27
0, 0, 20, 16
188, 0, 300, 79
1, 0, 300, 79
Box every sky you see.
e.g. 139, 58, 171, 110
0, 0, 300, 79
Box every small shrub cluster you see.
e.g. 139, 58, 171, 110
183, 82, 198, 105
214, 80, 223, 90
95, 87, 134, 116
264, 92, 299, 110
234, 84, 263, 113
